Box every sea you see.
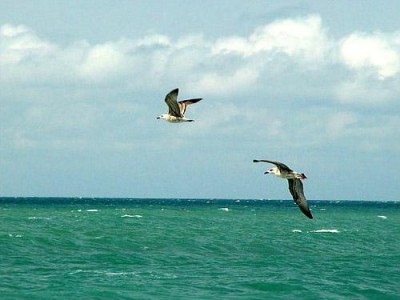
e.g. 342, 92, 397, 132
1, 198, 399, 300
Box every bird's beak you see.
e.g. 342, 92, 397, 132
264, 171, 269, 175
156, 116, 160, 119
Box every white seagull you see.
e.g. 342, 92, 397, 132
157, 88, 202, 122
253, 159, 313, 219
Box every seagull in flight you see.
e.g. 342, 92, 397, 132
253, 159, 313, 219
157, 88, 202, 122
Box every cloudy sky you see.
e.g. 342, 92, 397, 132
1, 1, 399, 200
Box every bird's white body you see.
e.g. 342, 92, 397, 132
157, 114, 193, 123
267, 167, 306, 180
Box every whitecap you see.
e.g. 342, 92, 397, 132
107, 271, 139, 277
28, 216, 51, 220
311, 229, 340, 233
292, 229, 302, 233
8, 233, 22, 238
121, 214, 143, 218
86, 209, 98, 212
105, 272, 126, 276
377, 215, 387, 219
219, 207, 229, 212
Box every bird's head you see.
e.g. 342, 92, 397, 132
157, 114, 167, 120
264, 167, 279, 175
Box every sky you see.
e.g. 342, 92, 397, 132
1, 1, 399, 200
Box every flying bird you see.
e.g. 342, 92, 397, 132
157, 88, 202, 122
253, 159, 313, 219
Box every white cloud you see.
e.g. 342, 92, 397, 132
79, 42, 128, 81
0, 24, 56, 65
192, 64, 260, 96
212, 15, 330, 63
340, 32, 400, 79
1, 24, 30, 37
134, 34, 171, 48
336, 78, 400, 104
1, 16, 331, 93
2, 16, 400, 106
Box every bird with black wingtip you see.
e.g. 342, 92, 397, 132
253, 159, 313, 219
157, 88, 202, 123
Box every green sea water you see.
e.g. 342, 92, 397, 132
1, 198, 399, 299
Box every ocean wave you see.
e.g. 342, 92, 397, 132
8, 233, 22, 238
121, 214, 143, 218
310, 229, 340, 233
28, 216, 51, 220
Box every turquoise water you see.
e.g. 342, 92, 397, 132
1, 198, 399, 299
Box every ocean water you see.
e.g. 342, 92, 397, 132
1, 198, 399, 300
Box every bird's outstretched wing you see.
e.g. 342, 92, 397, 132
253, 160, 293, 172
288, 179, 313, 219
178, 98, 202, 116
165, 88, 182, 117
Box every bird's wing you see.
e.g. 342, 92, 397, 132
253, 160, 293, 172
288, 179, 313, 219
165, 88, 182, 117
178, 98, 202, 115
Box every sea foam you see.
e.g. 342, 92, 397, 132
121, 214, 143, 218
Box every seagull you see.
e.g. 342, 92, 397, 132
253, 159, 313, 219
157, 88, 202, 122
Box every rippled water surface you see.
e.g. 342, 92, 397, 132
1, 198, 399, 299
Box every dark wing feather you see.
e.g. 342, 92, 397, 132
178, 98, 202, 115
288, 179, 313, 219
253, 159, 293, 172
165, 88, 182, 117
